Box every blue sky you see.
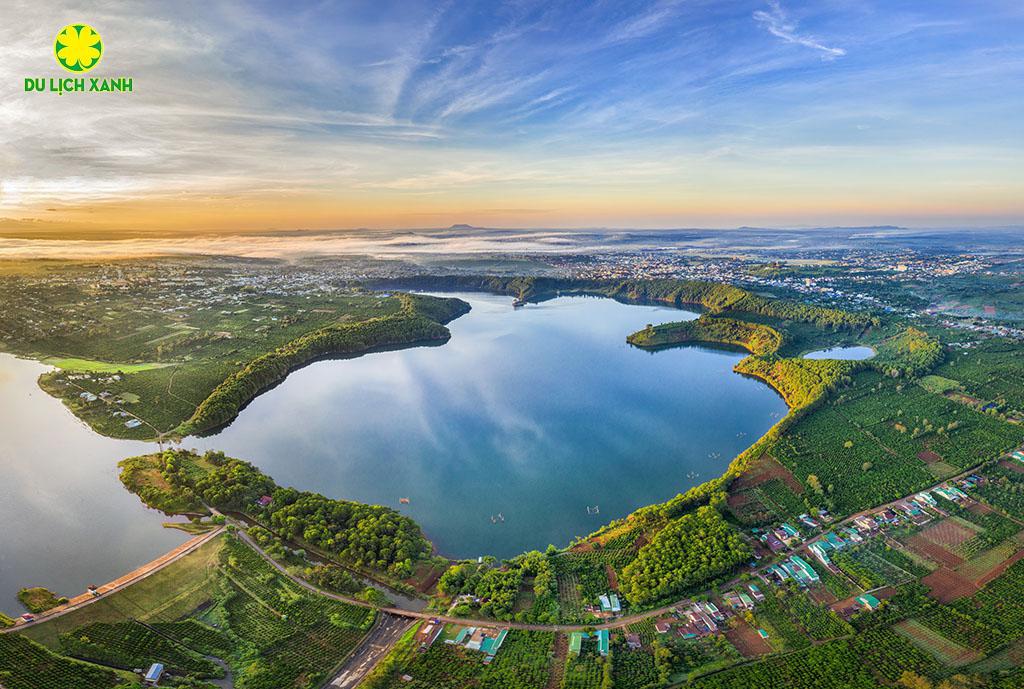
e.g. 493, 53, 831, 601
2, 0, 1022, 231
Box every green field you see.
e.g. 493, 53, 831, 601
41, 357, 172, 373
14, 533, 374, 689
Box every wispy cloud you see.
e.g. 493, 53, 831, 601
604, 0, 683, 44
753, 1, 845, 60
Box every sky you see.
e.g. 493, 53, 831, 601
1, 0, 1023, 235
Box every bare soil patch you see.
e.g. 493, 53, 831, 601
605, 564, 619, 591
999, 459, 1024, 474
725, 620, 772, 658
808, 587, 837, 605
917, 450, 942, 464
731, 455, 804, 494
922, 568, 977, 603
906, 533, 965, 569
975, 548, 1024, 588
920, 519, 979, 548
966, 501, 995, 515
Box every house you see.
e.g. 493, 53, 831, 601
809, 541, 831, 567
763, 564, 790, 584
936, 485, 968, 502
855, 594, 881, 611
823, 532, 847, 550
124, 419, 142, 429
878, 508, 901, 524
786, 555, 820, 585
915, 491, 938, 507
842, 526, 863, 543
699, 600, 724, 621
798, 513, 819, 529
653, 618, 674, 634
599, 593, 621, 613
760, 532, 786, 553
79, 391, 98, 402
143, 663, 164, 686
853, 515, 876, 533
256, 495, 273, 508
447, 625, 507, 661
625, 633, 642, 650
757, 628, 769, 640
723, 591, 745, 610
416, 621, 444, 651
568, 630, 609, 657
747, 583, 765, 602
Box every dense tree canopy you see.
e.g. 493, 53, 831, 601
619, 504, 751, 606
627, 315, 783, 355
178, 294, 469, 435
121, 450, 429, 575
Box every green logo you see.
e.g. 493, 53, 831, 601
54, 24, 103, 73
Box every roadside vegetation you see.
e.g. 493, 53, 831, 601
4, 532, 375, 689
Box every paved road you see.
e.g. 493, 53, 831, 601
329, 613, 413, 689
1, 527, 224, 635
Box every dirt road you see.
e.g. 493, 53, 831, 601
329, 613, 414, 689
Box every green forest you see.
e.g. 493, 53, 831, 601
120, 449, 430, 576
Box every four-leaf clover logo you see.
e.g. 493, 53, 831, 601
54, 24, 103, 73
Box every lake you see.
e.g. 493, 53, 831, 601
803, 345, 876, 361
0, 293, 788, 611
0, 353, 188, 613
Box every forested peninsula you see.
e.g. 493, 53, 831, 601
176, 293, 469, 436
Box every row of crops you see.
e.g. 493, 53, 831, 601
59, 620, 221, 677
377, 629, 554, 689
686, 627, 940, 689
211, 536, 374, 689
0, 633, 123, 689
771, 371, 1024, 517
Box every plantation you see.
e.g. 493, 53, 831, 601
833, 545, 918, 589
975, 462, 1024, 515
932, 339, 1024, 415
752, 588, 812, 652
0, 634, 125, 689
619, 505, 750, 606
561, 651, 608, 689
371, 630, 554, 689
611, 644, 659, 689
149, 619, 234, 657
767, 371, 1024, 516
687, 626, 945, 689
59, 620, 221, 677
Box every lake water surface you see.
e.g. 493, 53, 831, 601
0, 293, 787, 611
803, 345, 876, 361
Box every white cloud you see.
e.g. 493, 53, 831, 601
753, 1, 846, 60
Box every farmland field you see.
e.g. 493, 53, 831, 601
894, 619, 981, 666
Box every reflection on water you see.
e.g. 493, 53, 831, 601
191, 294, 788, 559
0, 293, 788, 611
803, 345, 876, 361
0, 354, 186, 613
